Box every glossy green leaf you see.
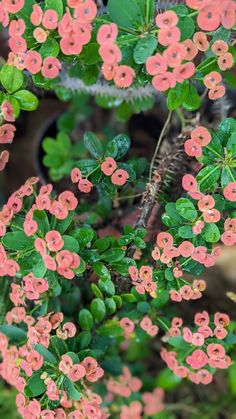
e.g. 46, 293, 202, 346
90, 298, 106, 322
0, 65, 24, 93
176, 198, 197, 221
133, 35, 157, 64
83, 132, 103, 158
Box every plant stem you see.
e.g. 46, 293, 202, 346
149, 111, 172, 182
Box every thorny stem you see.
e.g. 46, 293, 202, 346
149, 111, 172, 182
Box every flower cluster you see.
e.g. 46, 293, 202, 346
128, 265, 157, 296
187, 0, 236, 31
161, 311, 232, 384
0, 100, 15, 171
101, 157, 129, 186
98, 23, 135, 88
71, 167, 93, 193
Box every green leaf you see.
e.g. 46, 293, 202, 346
106, 134, 131, 159
90, 298, 106, 322
33, 210, 50, 235
13, 90, 39, 111
34, 344, 57, 363
45, 0, 64, 18
108, 0, 145, 29
101, 248, 125, 263
178, 16, 195, 41
112, 257, 136, 276
91, 283, 104, 299
80, 43, 100, 64
39, 38, 60, 58
79, 309, 94, 331
2, 231, 34, 251
182, 83, 200, 111
98, 278, 116, 296
105, 297, 117, 314
201, 223, 220, 243
227, 133, 236, 157
72, 227, 95, 247
133, 35, 157, 64
176, 198, 197, 221
64, 377, 81, 400
24, 373, 46, 398
178, 225, 195, 239
77, 159, 98, 177
62, 235, 80, 253
77, 331, 92, 350
218, 118, 236, 144
0, 325, 26, 342
156, 368, 181, 390
228, 363, 236, 395
92, 262, 111, 280
97, 320, 123, 338
83, 132, 103, 158
167, 82, 188, 110
197, 164, 221, 191
0, 65, 24, 93
55, 210, 74, 234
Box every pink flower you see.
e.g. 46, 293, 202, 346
30, 4, 43, 26
59, 354, 73, 374
186, 349, 208, 370
178, 241, 194, 258
62, 322, 76, 338
42, 9, 58, 30
184, 139, 202, 157
208, 85, 226, 100
2, 0, 25, 13
78, 179, 93, 193
99, 42, 122, 64
114, 65, 135, 88
183, 39, 198, 60
45, 230, 64, 252
163, 43, 186, 68
204, 71, 222, 89
102, 62, 118, 81
58, 191, 78, 211
24, 219, 38, 236
25, 50, 42, 74
97, 23, 118, 45
224, 182, 236, 202
197, 369, 213, 385
111, 169, 129, 186
73, 0, 97, 23
0, 123, 16, 144
155, 10, 178, 28
1, 100, 15, 122
56, 250, 74, 268
182, 174, 197, 192
33, 27, 48, 43
50, 200, 68, 219
152, 72, 176, 92
218, 52, 234, 71
41, 57, 61, 79
156, 232, 173, 248
146, 53, 167, 76
197, 4, 221, 31
60, 36, 82, 56
173, 62, 195, 83
158, 26, 181, 47
170, 290, 182, 302
193, 31, 209, 51
214, 312, 230, 328
192, 332, 205, 346
212, 40, 228, 56
120, 317, 135, 334
101, 157, 117, 176
67, 364, 86, 382
194, 311, 209, 326
0, 150, 9, 171
191, 126, 211, 146
71, 167, 82, 183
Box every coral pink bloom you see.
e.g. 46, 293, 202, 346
155, 10, 178, 28
220, 2, 236, 29
197, 4, 221, 31
1, 100, 15, 122
180, 285, 193, 300
191, 126, 211, 146
173, 62, 195, 83
203, 208, 221, 223
0, 4, 9, 27
163, 43, 186, 67
56, 250, 74, 268
102, 62, 118, 80
182, 174, 197, 192
9, 19, 25, 37
114, 65, 135, 88
184, 139, 202, 157
224, 182, 236, 202
192, 332, 205, 346
218, 53, 234, 71
208, 84, 226, 100
151, 246, 160, 260
140, 316, 152, 331
36, 193, 51, 210
182, 39, 198, 60
25, 50, 42, 74
9, 36, 27, 53
194, 311, 209, 326
33, 27, 47, 43
147, 325, 159, 336
60, 36, 82, 55
30, 4, 43, 25
128, 265, 139, 281
42, 9, 58, 30
2, 0, 24, 13
73, 0, 97, 23
58, 191, 78, 211
67, 364, 86, 382
45, 230, 64, 252
197, 369, 213, 385
24, 219, 38, 236
170, 290, 182, 302
34, 237, 47, 255
214, 327, 227, 339
204, 71, 222, 89
186, 349, 208, 370
59, 354, 73, 374
120, 317, 135, 334
198, 195, 215, 211
174, 365, 188, 378
50, 200, 68, 219
156, 231, 173, 248
111, 169, 129, 185
62, 322, 76, 338
146, 53, 167, 76
99, 42, 122, 63
193, 31, 209, 51
214, 312, 230, 328
78, 178, 93, 193
101, 157, 117, 176
178, 241, 194, 257
158, 26, 180, 46
42, 57, 61, 79
71, 167, 82, 183
211, 40, 228, 56
207, 343, 225, 359
152, 72, 176, 92
97, 23, 118, 45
